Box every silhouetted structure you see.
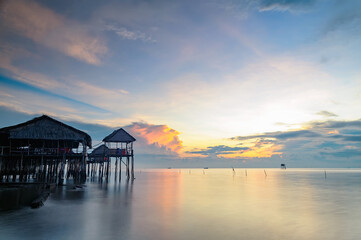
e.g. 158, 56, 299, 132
88, 144, 109, 179
89, 128, 136, 181
0, 115, 91, 184
281, 163, 286, 169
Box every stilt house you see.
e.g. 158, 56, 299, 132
89, 128, 136, 180
0, 115, 92, 184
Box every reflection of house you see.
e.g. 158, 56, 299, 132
0, 115, 91, 184
89, 128, 136, 180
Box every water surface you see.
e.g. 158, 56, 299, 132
1, 168, 361, 240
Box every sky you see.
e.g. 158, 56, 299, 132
0, 0, 361, 168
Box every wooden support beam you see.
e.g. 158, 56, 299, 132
131, 155, 134, 179
126, 156, 130, 179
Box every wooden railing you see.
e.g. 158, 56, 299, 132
108, 148, 133, 156
2, 146, 83, 156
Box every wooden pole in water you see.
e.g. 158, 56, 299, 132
114, 157, 118, 181
131, 155, 134, 179
126, 156, 130, 179
106, 159, 109, 182
264, 169, 267, 177
82, 141, 86, 182
87, 161, 90, 176
119, 157, 122, 182
324, 170, 327, 179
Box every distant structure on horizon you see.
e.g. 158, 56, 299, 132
281, 163, 286, 169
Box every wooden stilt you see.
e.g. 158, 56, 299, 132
131, 155, 134, 179
119, 157, 122, 182
126, 156, 130, 179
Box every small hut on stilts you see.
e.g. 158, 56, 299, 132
88, 128, 136, 181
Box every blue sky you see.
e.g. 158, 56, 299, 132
0, 0, 360, 167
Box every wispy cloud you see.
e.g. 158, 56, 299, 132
107, 24, 155, 42
230, 130, 321, 141
73, 81, 129, 96
256, 0, 318, 12
316, 111, 338, 118
0, 75, 109, 114
0, 42, 128, 116
1, 0, 107, 65
210, 0, 319, 17
323, 5, 361, 36
0, 44, 61, 89
321, 149, 361, 158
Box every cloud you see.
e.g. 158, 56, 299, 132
1, 0, 107, 65
323, 5, 361, 36
187, 145, 249, 156
125, 122, 183, 154
0, 43, 61, 89
302, 1, 361, 74
229, 118, 361, 164
307, 120, 361, 129
0, 75, 109, 114
211, 0, 318, 17
72, 81, 129, 96
0, 47, 129, 118
107, 24, 155, 42
187, 138, 282, 159
230, 130, 321, 141
0, 104, 114, 139
316, 111, 338, 118
321, 149, 361, 158
256, 0, 317, 12
334, 135, 361, 142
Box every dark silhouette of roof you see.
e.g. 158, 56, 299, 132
0, 115, 92, 148
103, 128, 136, 143
89, 144, 109, 156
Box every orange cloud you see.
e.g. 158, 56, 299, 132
237, 144, 283, 158
218, 139, 283, 159
186, 138, 283, 159
1, 0, 107, 65
327, 130, 339, 134
127, 122, 183, 153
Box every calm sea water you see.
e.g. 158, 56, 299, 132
1, 168, 361, 240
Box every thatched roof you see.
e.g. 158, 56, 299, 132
89, 144, 108, 157
103, 128, 136, 143
0, 115, 92, 148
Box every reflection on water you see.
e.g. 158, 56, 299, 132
1, 169, 361, 240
